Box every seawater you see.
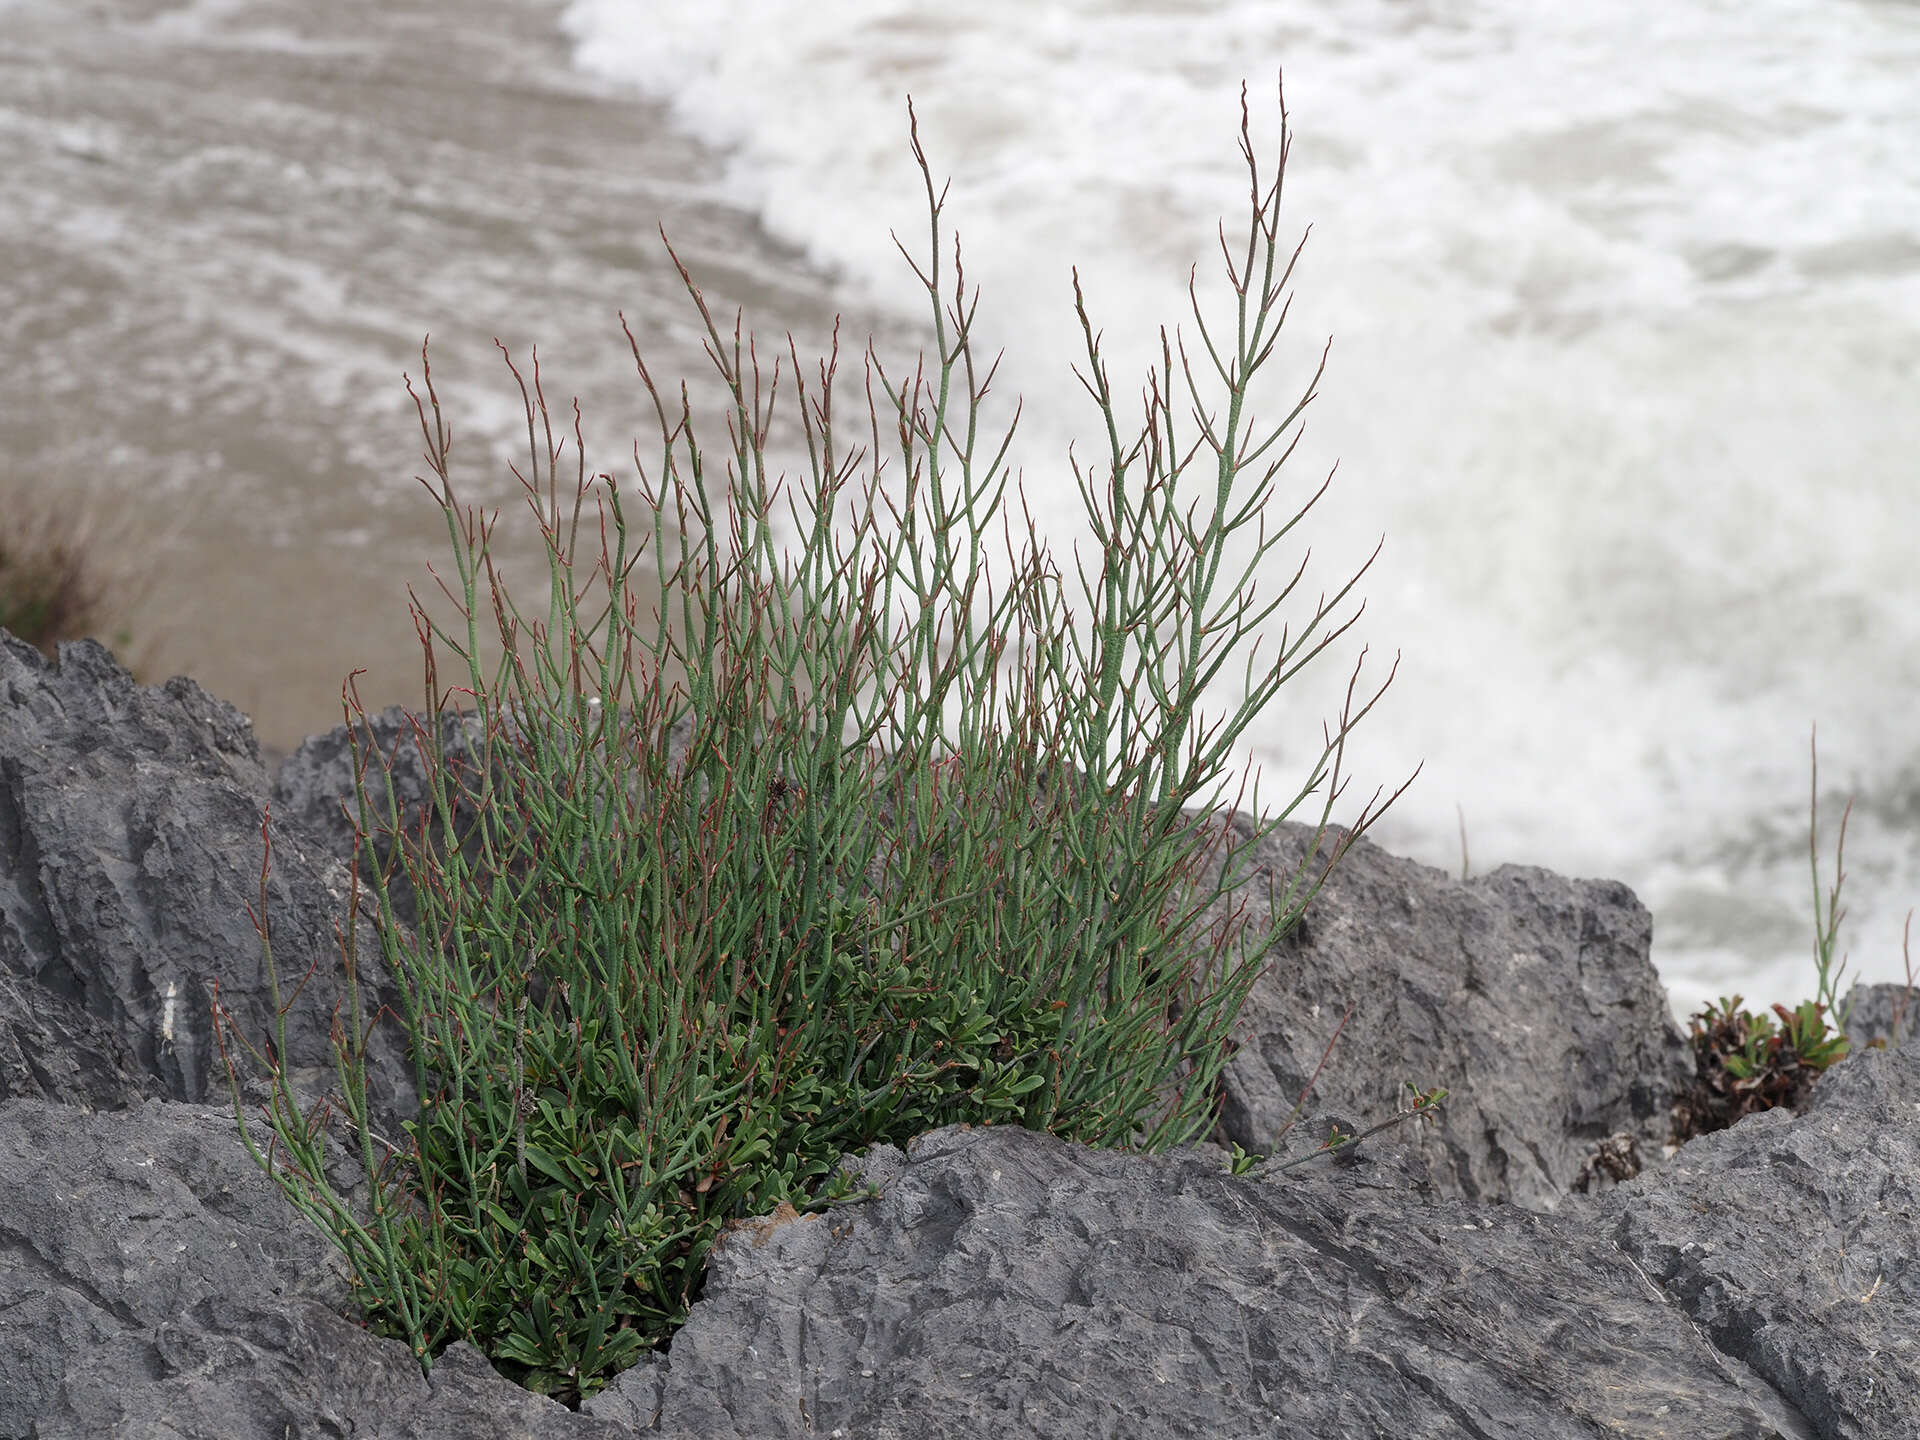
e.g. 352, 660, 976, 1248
557, 0, 1920, 1026
3, 0, 1915, 1024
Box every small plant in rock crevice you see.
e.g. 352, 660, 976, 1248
214, 82, 1433, 1408
1673, 728, 1917, 1144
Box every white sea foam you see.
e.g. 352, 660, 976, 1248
559, 1, 1920, 1023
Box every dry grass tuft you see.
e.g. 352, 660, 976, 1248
0, 474, 169, 675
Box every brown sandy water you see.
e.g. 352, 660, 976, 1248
0, 0, 886, 761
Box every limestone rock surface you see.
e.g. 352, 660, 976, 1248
0, 636, 419, 1153
3, 635, 1913, 1438
1198, 814, 1697, 1209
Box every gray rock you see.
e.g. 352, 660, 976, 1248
656, 1119, 1845, 1439
1196, 816, 1698, 1209
1843, 979, 1920, 1054
1594, 1040, 1920, 1438
0, 634, 419, 1147
5, 634, 1915, 1437
0, 963, 166, 1112
0, 1098, 627, 1440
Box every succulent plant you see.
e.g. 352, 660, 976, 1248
1671, 994, 1851, 1143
